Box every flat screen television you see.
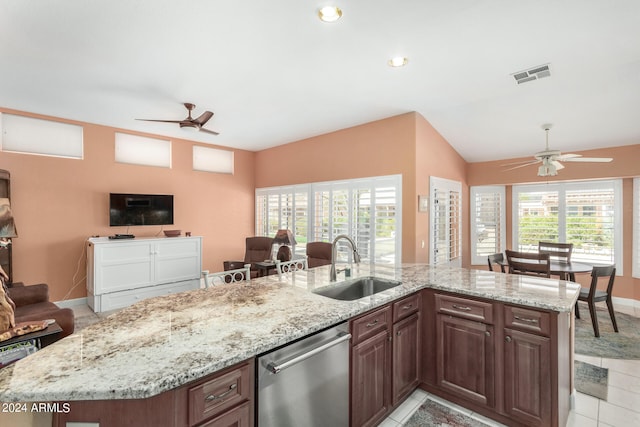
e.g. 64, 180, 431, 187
109, 193, 174, 226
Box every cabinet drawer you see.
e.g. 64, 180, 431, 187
435, 294, 493, 324
188, 362, 251, 426
392, 293, 420, 323
504, 305, 550, 336
351, 306, 391, 344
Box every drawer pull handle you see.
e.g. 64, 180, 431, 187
505, 336, 512, 343
366, 319, 379, 328
485, 331, 491, 337
402, 304, 413, 310
205, 383, 237, 402
514, 315, 538, 324
452, 304, 472, 311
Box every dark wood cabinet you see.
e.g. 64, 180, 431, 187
421, 289, 571, 427
392, 312, 420, 406
351, 329, 391, 427
436, 314, 495, 407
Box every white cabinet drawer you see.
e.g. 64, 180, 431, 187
95, 280, 199, 312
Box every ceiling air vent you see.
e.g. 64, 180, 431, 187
512, 64, 551, 84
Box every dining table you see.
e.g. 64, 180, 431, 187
497, 259, 593, 281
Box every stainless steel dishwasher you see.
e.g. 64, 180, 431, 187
257, 322, 351, 427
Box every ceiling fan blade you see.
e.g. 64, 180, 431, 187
193, 111, 214, 125
503, 160, 540, 171
501, 159, 538, 167
199, 127, 220, 136
561, 157, 612, 163
551, 160, 565, 170
136, 118, 184, 123
556, 153, 581, 160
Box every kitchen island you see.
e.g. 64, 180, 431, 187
0, 264, 580, 426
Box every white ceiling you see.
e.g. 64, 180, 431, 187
1, 0, 639, 162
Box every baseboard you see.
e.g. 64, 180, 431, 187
612, 296, 640, 310
54, 296, 88, 308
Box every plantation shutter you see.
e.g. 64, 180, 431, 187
470, 186, 506, 265
430, 177, 462, 267
634, 178, 640, 278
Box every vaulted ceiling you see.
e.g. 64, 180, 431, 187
1, 0, 639, 162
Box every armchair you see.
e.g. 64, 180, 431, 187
224, 236, 274, 279
7, 283, 75, 339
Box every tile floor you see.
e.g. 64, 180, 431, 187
71, 303, 640, 427
380, 303, 640, 427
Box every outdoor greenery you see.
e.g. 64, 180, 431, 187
520, 214, 612, 248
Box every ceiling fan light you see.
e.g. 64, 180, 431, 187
179, 123, 199, 132
537, 163, 557, 177
318, 6, 342, 22
388, 57, 408, 67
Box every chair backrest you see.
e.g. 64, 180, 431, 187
587, 265, 616, 297
275, 258, 308, 279
306, 242, 332, 268
505, 250, 551, 278
487, 253, 505, 273
538, 242, 573, 263
244, 237, 274, 263
202, 264, 251, 287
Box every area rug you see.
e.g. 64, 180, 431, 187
404, 398, 491, 427
574, 303, 640, 359
575, 360, 608, 400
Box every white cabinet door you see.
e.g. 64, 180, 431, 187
154, 238, 201, 284
94, 241, 154, 294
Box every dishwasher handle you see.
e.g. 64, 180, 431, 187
265, 332, 351, 374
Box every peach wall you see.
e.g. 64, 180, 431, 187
468, 144, 640, 302
255, 112, 470, 265
0, 108, 256, 301
415, 115, 469, 265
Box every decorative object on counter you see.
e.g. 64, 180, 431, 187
272, 229, 297, 262
0, 278, 15, 332
575, 265, 618, 337
306, 241, 332, 268
574, 306, 639, 359
163, 229, 181, 237
202, 264, 251, 287
185, 231, 191, 237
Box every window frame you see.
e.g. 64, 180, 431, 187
512, 179, 623, 273
633, 178, 640, 279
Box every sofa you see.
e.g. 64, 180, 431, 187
7, 283, 75, 339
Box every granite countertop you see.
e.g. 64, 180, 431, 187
0, 263, 580, 402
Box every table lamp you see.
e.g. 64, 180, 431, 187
273, 229, 297, 262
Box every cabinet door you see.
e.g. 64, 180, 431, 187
504, 328, 551, 427
155, 238, 202, 284
351, 330, 390, 427
392, 312, 420, 406
436, 314, 495, 407
199, 401, 250, 427
94, 242, 154, 293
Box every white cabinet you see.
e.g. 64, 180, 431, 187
87, 236, 202, 312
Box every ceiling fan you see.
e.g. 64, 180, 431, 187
136, 103, 219, 135
504, 124, 612, 176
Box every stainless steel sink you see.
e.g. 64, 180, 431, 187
313, 277, 402, 301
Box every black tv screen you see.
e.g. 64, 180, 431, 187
109, 193, 174, 226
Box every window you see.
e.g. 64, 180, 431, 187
193, 146, 233, 174
1, 113, 83, 159
513, 180, 622, 269
430, 177, 462, 267
470, 186, 506, 265
256, 175, 402, 264
633, 178, 640, 278
115, 133, 171, 168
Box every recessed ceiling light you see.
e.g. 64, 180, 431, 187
318, 6, 342, 23
388, 57, 409, 67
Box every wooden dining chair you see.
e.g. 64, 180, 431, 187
575, 265, 618, 337
505, 250, 551, 278
487, 253, 506, 273
538, 242, 575, 280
